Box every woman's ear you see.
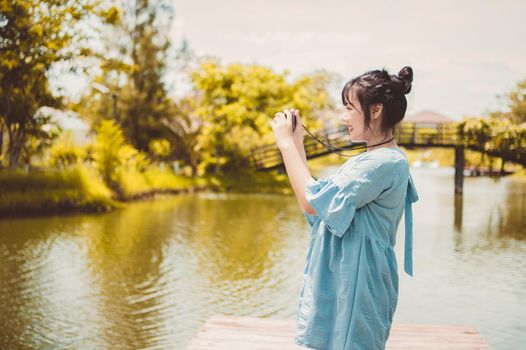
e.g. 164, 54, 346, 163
370, 103, 383, 120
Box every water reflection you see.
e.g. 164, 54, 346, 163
0, 168, 525, 349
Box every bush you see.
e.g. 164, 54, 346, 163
48, 131, 87, 168
91, 120, 150, 195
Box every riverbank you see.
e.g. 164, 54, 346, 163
3, 147, 524, 218
0, 164, 292, 218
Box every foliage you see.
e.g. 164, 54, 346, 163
0, 0, 117, 170
190, 59, 332, 174
160, 93, 203, 177
458, 116, 526, 164
92, 119, 150, 195
148, 138, 171, 159
491, 78, 526, 124
73, 0, 176, 153
48, 131, 87, 168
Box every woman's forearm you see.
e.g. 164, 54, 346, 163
279, 141, 315, 214
295, 140, 308, 168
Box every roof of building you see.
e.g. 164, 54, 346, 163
403, 110, 455, 124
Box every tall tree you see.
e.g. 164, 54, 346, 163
119, 0, 174, 151
0, 0, 117, 170
75, 0, 175, 153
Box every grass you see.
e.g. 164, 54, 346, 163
199, 168, 292, 194
0, 164, 292, 217
0, 164, 120, 217
115, 166, 196, 199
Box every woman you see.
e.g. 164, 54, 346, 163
270, 66, 420, 350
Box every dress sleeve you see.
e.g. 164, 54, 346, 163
304, 155, 399, 238
303, 210, 320, 227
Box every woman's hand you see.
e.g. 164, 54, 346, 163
290, 109, 305, 146
270, 109, 294, 149
270, 108, 304, 150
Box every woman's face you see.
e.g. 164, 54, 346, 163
341, 85, 367, 142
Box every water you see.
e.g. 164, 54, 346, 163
0, 167, 525, 349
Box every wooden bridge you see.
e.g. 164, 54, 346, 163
249, 123, 525, 194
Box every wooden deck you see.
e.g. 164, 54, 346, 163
186, 315, 491, 350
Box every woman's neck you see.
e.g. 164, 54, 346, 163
365, 133, 397, 151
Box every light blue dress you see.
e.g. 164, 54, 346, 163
295, 147, 419, 350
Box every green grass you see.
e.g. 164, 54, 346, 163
115, 166, 196, 198
198, 169, 292, 194
0, 164, 120, 217
0, 164, 292, 217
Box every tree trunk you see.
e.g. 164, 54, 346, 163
0, 123, 4, 167
8, 125, 25, 171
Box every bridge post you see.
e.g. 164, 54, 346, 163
277, 152, 286, 174
412, 123, 417, 144
454, 145, 464, 194
277, 163, 286, 174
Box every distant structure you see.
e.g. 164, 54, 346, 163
401, 110, 456, 145
403, 110, 456, 127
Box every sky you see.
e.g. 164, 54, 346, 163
168, 0, 526, 120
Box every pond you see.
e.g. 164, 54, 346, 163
0, 167, 524, 349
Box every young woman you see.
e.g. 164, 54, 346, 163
270, 66, 419, 350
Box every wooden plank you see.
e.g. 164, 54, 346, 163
185, 315, 491, 350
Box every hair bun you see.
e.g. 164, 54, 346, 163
397, 66, 413, 94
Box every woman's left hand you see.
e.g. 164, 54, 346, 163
270, 109, 294, 149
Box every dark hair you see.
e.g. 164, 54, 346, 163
341, 66, 413, 136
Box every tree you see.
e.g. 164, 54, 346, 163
74, 0, 176, 154
160, 93, 203, 176
191, 59, 333, 174
491, 78, 526, 124
0, 0, 117, 171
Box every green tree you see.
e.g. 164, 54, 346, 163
0, 0, 117, 171
160, 93, 203, 176
459, 116, 526, 168
191, 59, 332, 174
491, 78, 526, 124
74, 0, 176, 154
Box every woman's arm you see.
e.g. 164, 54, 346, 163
270, 110, 316, 215
291, 109, 308, 169
294, 137, 308, 168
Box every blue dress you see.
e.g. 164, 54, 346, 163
295, 147, 419, 350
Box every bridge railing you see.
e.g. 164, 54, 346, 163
250, 123, 464, 170
396, 123, 460, 146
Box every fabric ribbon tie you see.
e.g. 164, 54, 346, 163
404, 174, 418, 277
404, 195, 413, 277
